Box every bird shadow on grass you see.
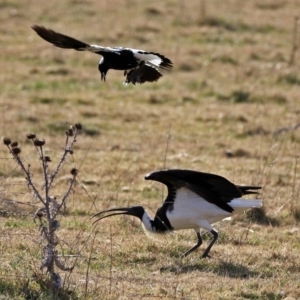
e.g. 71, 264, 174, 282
160, 259, 260, 279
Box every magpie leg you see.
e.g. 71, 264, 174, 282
201, 229, 218, 258
182, 231, 202, 257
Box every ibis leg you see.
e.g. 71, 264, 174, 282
201, 229, 218, 258
182, 232, 202, 257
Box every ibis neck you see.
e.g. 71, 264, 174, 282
142, 211, 172, 233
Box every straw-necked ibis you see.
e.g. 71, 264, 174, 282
92, 169, 262, 258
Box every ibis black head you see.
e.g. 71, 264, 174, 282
91, 206, 145, 224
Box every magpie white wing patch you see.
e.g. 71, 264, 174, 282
87, 45, 120, 53
132, 50, 173, 70
135, 52, 162, 66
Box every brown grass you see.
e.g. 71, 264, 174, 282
0, 0, 300, 298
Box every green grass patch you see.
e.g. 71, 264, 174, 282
211, 55, 238, 65
278, 73, 300, 86
218, 90, 251, 103
199, 17, 277, 33
4, 219, 35, 229
47, 121, 71, 134
31, 96, 67, 105
82, 125, 101, 136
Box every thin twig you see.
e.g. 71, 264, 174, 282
163, 124, 172, 170
289, 16, 299, 66
48, 129, 79, 190
6, 146, 45, 205
109, 225, 113, 298
54, 174, 77, 217
84, 232, 96, 297
161, 124, 172, 203
291, 147, 300, 211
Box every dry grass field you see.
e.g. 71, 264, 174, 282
1, 0, 300, 298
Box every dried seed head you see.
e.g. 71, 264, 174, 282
26, 133, 36, 140
36, 211, 44, 218
33, 207, 46, 223
66, 128, 74, 136
3, 138, 11, 146
70, 168, 78, 176
34, 139, 45, 147
74, 123, 82, 130
12, 147, 21, 155
11, 141, 18, 148
44, 156, 51, 162
67, 149, 74, 155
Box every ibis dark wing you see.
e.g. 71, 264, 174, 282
124, 63, 162, 84
145, 169, 261, 213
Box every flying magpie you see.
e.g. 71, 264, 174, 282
32, 25, 173, 85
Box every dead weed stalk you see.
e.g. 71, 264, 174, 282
2, 123, 82, 297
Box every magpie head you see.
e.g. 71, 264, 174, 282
91, 206, 145, 224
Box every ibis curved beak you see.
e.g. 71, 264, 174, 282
91, 207, 131, 225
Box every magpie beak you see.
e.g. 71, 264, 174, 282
91, 207, 131, 224
101, 73, 106, 81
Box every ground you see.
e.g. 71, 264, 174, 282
0, 0, 300, 299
